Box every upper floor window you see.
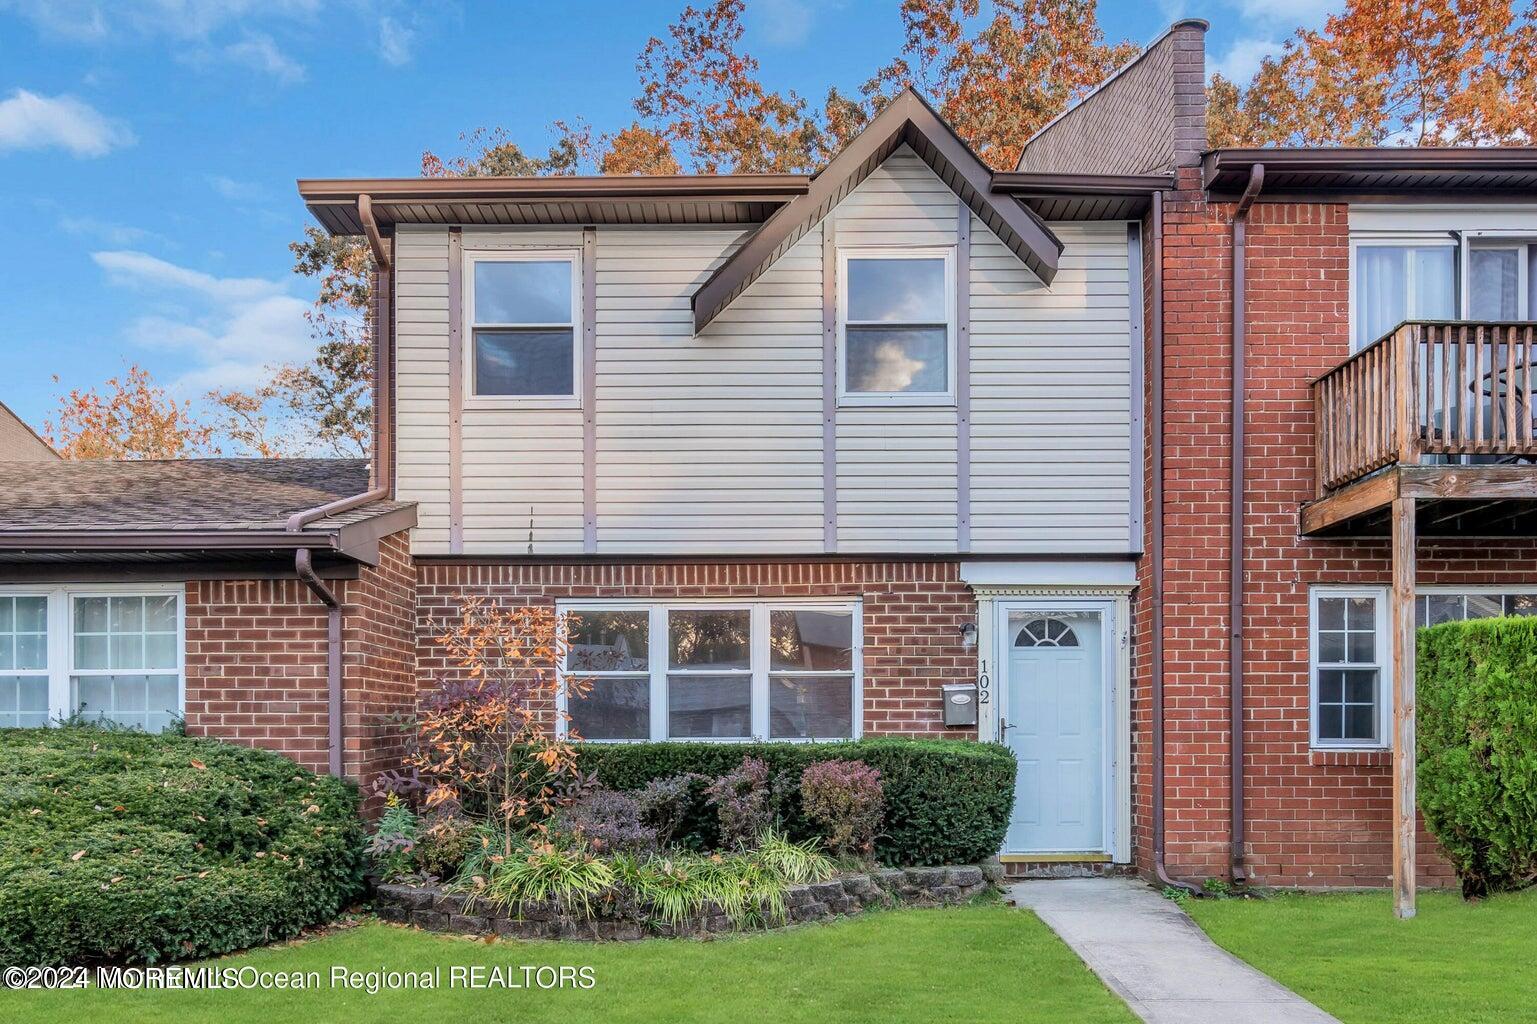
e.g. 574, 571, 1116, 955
839, 250, 954, 404
1353, 242, 1456, 350
1468, 243, 1537, 321
467, 252, 579, 401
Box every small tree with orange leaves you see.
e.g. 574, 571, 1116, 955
388, 599, 591, 855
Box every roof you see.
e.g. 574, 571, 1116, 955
0, 401, 57, 462
299, 174, 810, 233
1015, 19, 1209, 176
1204, 147, 1537, 199
0, 459, 415, 563
692, 88, 1063, 332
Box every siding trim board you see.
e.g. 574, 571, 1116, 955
822, 219, 839, 552
1127, 222, 1146, 552
447, 227, 465, 554
956, 200, 972, 552
582, 226, 598, 552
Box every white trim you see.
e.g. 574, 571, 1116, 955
0, 582, 185, 730
1308, 585, 1392, 751
836, 246, 958, 407
462, 247, 582, 409
991, 596, 1130, 862
959, 560, 1137, 589
556, 598, 863, 743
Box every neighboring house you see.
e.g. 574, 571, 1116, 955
0, 400, 58, 461
6, 18, 1535, 904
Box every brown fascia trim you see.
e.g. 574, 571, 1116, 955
1203, 147, 1537, 194
991, 172, 1174, 198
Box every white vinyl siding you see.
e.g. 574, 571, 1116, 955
391, 146, 1136, 556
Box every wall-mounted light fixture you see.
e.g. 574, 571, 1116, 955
959, 622, 978, 648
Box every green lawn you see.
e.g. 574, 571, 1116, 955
0, 906, 1135, 1024
1188, 888, 1537, 1024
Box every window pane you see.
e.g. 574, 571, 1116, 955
1508, 594, 1537, 617
769, 610, 852, 671
568, 676, 649, 740
111, 632, 145, 671
473, 260, 571, 324
1345, 597, 1376, 630
1530, 247, 1537, 319
1426, 594, 1463, 625
1317, 597, 1346, 630
846, 325, 948, 394
1465, 594, 1504, 621
1355, 247, 1407, 348
75, 634, 109, 670
110, 596, 143, 634
1470, 249, 1520, 320
473, 329, 574, 396
1410, 247, 1456, 319
846, 257, 945, 322
0, 676, 48, 728
1346, 632, 1375, 664
1318, 631, 1345, 664
1317, 703, 1346, 741
76, 596, 109, 633
1316, 668, 1379, 744
568, 611, 649, 672
144, 633, 178, 671
1318, 669, 1344, 705
1344, 704, 1377, 742
667, 675, 751, 738
668, 610, 750, 670
769, 675, 853, 739
70, 674, 180, 733
144, 595, 177, 632
14, 596, 47, 633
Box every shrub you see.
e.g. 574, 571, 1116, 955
366, 797, 420, 882
550, 789, 659, 856
1419, 616, 1537, 897
611, 834, 834, 928
801, 760, 884, 857
704, 757, 772, 849
565, 738, 1015, 865
0, 728, 364, 966
634, 773, 709, 849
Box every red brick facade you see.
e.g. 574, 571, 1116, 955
1153, 170, 1537, 888
415, 559, 979, 739
185, 531, 418, 800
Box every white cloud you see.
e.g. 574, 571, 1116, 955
749, 0, 817, 46
377, 15, 414, 65
206, 175, 268, 202
206, 31, 306, 84
1213, 37, 1284, 83
91, 250, 316, 391
0, 1, 321, 42
59, 215, 163, 247
1230, 0, 1338, 24
0, 89, 134, 157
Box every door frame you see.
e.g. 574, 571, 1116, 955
989, 594, 1131, 863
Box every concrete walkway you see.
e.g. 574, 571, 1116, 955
1008, 878, 1340, 1024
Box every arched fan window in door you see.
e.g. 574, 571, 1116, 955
1014, 617, 1080, 648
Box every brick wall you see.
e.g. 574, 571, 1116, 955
414, 560, 979, 738
1155, 177, 1537, 888
184, 530, 417, 800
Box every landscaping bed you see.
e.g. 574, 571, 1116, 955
376, 864, 989, 940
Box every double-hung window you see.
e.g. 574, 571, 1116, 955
0, 585, 184, 733
1309, 588, 1389, 749
466, 251, 580, 401
839, 249, 955, 403
560, 602, 861, 742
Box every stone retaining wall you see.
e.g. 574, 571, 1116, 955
376, 865, 989, 941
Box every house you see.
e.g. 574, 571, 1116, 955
6, 18, 1536, 908
0, 400, 58, 461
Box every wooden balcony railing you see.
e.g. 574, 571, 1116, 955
1313, 321, 1537, 496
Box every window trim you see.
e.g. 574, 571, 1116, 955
462, 248, 582, 409
836, 246, 957, 407
1308, 585, 1392, 751
0, 583, 185, 730
556, 599, 863, 743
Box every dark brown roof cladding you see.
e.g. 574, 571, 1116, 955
300, 174, 810, 234
1015, 20, 1208, 176
0, 458, 403, 533
692, 88, 1062, 333
1203, 147, 1537, 199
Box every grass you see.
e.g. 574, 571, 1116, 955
0, 906, 1135, 1024
1187, 887, 1537, 1024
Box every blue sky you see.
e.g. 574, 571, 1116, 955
0, 0, 1336, 432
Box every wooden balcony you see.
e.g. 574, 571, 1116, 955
1303, 321, 1537, 537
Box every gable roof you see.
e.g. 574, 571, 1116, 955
690, 88, 1063, 333
0, 459, 415, 563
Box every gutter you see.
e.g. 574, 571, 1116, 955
1229, 165, 1264, 887
1149, 192, 1201, 897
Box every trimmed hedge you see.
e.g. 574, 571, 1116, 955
0, 728, 364, 966
1419, 616, 1537, 897
571, 738, 1015, 866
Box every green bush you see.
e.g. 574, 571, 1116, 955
568, 739, 1015, 866
0, 728, 365, 965
1419, 617, 1537, 897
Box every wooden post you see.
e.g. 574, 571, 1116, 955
1391, 493, 1417, 919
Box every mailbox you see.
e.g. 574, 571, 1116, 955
941, 683, 978, 727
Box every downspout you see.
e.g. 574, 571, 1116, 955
1229, 164, 1264, 887
294, 548, 343, 778
1150, 192, 1200, 896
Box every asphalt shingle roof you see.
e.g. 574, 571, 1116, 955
0, 458, 407, 533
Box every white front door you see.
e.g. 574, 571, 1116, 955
1002, 606, 1109, 855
